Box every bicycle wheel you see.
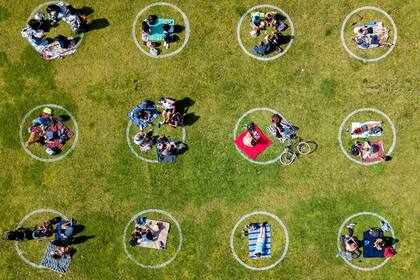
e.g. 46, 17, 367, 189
280, 149, 296, 165
297, 141, 311, 155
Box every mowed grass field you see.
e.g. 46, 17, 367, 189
0, 0, 419, 279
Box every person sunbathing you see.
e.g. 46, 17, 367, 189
51, 246, 72, 260
253, 224, 267, 258
242, 123, 260, 147
350, 121, 383, 136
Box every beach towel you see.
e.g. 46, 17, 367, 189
351, 121, 382, 139
40, 242, 72, 273
147, 18, 175, 41
136, 219, 171, 250
128, 101, 160, 130
234, 125, 272, 160
248, 223, 271, 259
363, 230, 384, 258
360, 141, 384, 162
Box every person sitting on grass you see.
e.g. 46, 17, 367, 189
163, 24, 174, 49
51, 245, 73, 260
350, 141, 385, 162
156, 136, 177, 156
157, 97, 176, 127
168, 112, 183, 128
250, 12, 266, 38
133, 130, 155, 152
242, 123, 260, 148
337, 223, 361, 260
253, 223, 267, 258
47, 2, 70, 23
264, 31, 284, 53
21, 18, 49, 53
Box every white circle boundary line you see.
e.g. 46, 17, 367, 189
19, 104, 79, 163
28, 1, 85, 49
236, 4, 295, 61
229, 211, 289, 271
336, 211, 396, 271
131, 2, 190, 59
337, 108, 396, 166
340, 6, 397, 63
233, 107, 287, 165
122, 209, 183, 269
126, 119, 186, 163
15, 208, 68, 269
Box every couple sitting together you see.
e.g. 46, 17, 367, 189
353, 21, 392, 49
25, 107, 73, 156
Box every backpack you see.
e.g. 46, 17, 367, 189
384, 246, 396, 258
369, 227, 384, 238
252, 43, 270, 56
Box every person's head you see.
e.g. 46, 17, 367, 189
256, 253, 262, 258
46, 4, 60, 14
28, 19, 41, 30
162, 24, 171, 32
355, 36, 365, 45
67, 5, 76, 15
129, 239, 137, 246
271, 114, 282, 123
142, 20, 150, 32
45, 131, 55, 140
158, 97, 165, 103
147, 14, 157, 25
350, 144, 360, 156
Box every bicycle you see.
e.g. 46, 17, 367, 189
279, 135, 311, 165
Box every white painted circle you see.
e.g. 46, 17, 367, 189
132, 2, 190, 59
28, 1, 85, 49
340, 6, 397, 63
15, 208, 68, 269
230, 211, 289, 271
19, 104, 79, 163
336, 211, 396, 271
126, 120, 186, 163
122, 209, 183, 269
236, 5, 295, 61
233, 107, 287, 165
337, 108, 396, 166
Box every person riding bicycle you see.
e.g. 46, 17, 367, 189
242, 123, 260, 147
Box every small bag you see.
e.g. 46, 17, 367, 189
150, 48, 158, 56
384, 246, 396, 258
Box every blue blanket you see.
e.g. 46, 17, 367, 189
40, 242, 72, 273
128, 101, 160, 130
248, 223, 271, 259
363, 230, 384, 258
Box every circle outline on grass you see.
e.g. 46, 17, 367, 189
29, 1, 85, 49
336, 211, 396, 271
122, 209, 183, 269
236, 4, 295, 61
131, 2, 190, 59
19, 104, 79, 163
126, 120, 186, 163
229, 211, 289, 271
15, 208, 68, 269
233, 107, 287, 165
337, 108, 396, 166
340, 6, 397, 63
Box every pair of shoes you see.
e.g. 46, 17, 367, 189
347, 223, 356, 228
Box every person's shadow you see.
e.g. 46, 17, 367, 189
70, 224, 95, 245
175, 97, 200, 127
86, 19, 110, 32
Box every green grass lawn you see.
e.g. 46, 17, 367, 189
0, 0, 419, 279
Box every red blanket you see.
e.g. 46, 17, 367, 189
234, 125, 272, 160
30, 115, 73, 150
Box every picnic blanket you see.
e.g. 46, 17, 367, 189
29, 114, 73, 151
157, 150, 177, 163
351, 121, 382, 138
40, 242, 72, 273
234, 125, 272, 160
42, 41, 77, 60
360, 141, 384, 162
267, 121, 299, 143
136, 219, 170, 250
249, 223, 271, 259
363, 230, 384, 258
128, 101, 160, 130
147, 18, 175, 41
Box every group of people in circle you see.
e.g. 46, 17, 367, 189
21, 2, 88, 60
353, 21, 392, 49
141, 14, 177, 56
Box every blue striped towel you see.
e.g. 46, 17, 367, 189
248, 223, 271, 259
40, 242, 72, 273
